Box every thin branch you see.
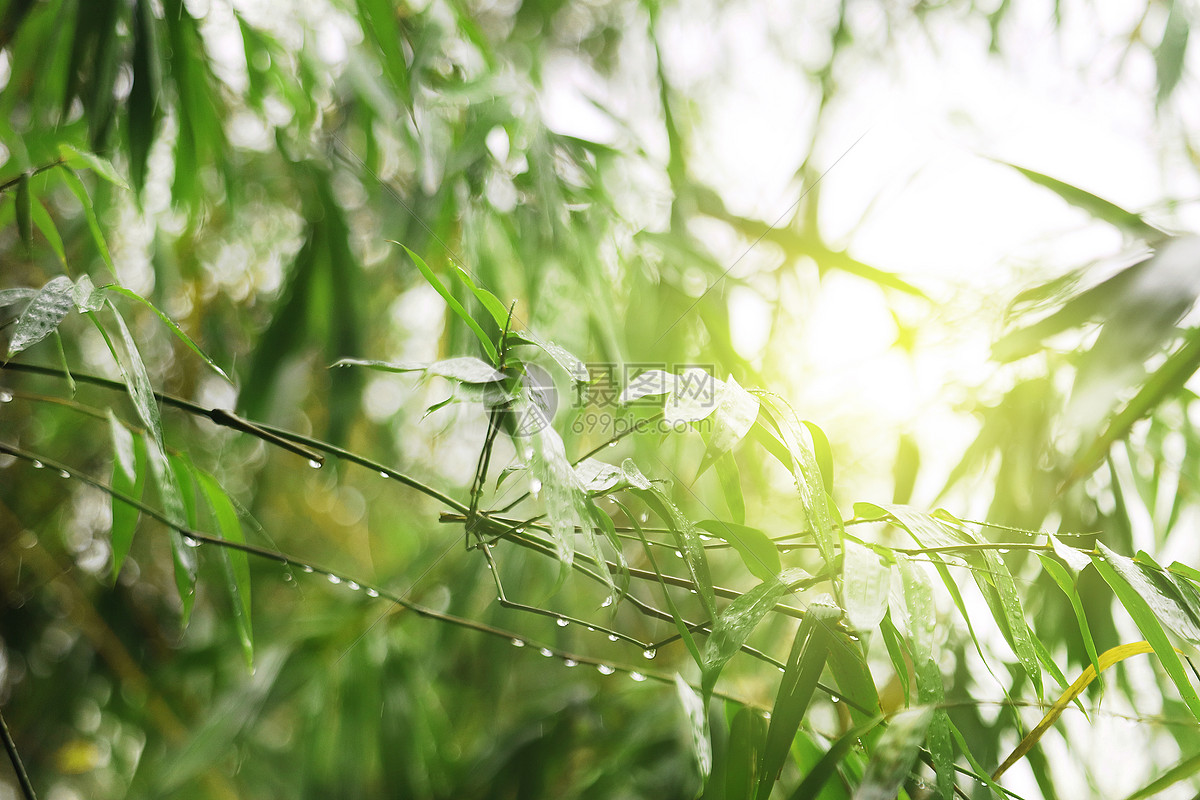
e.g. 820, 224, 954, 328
0, 706, 37, 800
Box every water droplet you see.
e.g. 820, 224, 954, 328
762, 712, 771, 720
639, 513, 649, 523
597, 664, 615, 675
999, 548, 1011, 554
300, 565, 314, 573
688, 589, 697, 594
511, 638, 526, 647
523, 446, 534, 460
346, 581, 361, 591
607, 634, 618, 642
601, 596, 613, 608
307, 459, 322, 469
586, 626, 595, 632
607, 497, 617, 504
58, 470, 70, 479
831, 696, 840, 703
31, 460, 43, 469
563, 658, 578, 667
630, 672, 647, 682
283, 573, 293, 582
642, 648, 657, 659
379, 471, 389, 478
778, 666, 785, 673
365, 588, 379, 597
515, 527, 525, 534
183, 535, 201, 547
607, 441, 618, 448
556, 618, 569, 627
698, 534, 712, 541
673, 550, 683, 558
781, 548, 792, 554
539, 648, 553, 657
529, 477, 542, 497
0, 391, 12, 402
327, 574, 342, 584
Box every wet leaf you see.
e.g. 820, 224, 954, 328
8, 275, 74, 357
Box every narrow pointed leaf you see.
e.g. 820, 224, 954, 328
1037, 553, 1101, 681
854, 707, 934, 800
510, 329, 589, 382
58, 167, 114, 270
843, 539, 891, 633
674, 674, 712, 785
109, 419, 147, 580
29, 195, 66, 266
635, 485, 717, 618
107, 285, 232, 382
757, 601, 839, 799
196, 471, 253, 667
696, 519, 781, 581
1000, 161, 1161, 239
1123, 750, 1200, 800
727, 707, 768, 800
393, 242, 497, 363
788, 714, 885, 800
14, 173, 32, 249
993, 641, 1156, 779
58, 144, 129, 189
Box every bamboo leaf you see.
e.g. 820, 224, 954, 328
333, 356, 507, 384
715, 452, 746, 525
58, 143, 129, 189
393, 242, 497, 364
510, 329, 589, 382
702, 568, 811, 700
843, 539, 891, 633
993, 641, 1156, 780
1122, 750, 1200, 800
196, 470, 253, 668
14, 173, 32, 250
7, 275, 74, 357
674, 674, 712, 788
696, 519, 781, 581
756, 601, 840, 799
999, 161, 1162, 239
106, 285, 232, 382
57, 167, 114, 270
727, 707, 768, 800
109, 416, 147, 581
1036, 553, 1101, 682
635, 484, 717, 619
29, 194, 66, 266
853, 707, 933, 800
787, 714, 884, 800
1155, 0, 1190, 106
1092, 545, 1200, 720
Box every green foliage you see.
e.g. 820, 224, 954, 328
4, 1, 1200, 799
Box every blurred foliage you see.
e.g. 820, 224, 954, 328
3, 0, 1200, 799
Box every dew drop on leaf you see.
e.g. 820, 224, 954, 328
563, 658, 578, 667
183, 535, 201, 548
556, 617, 569, 627
630, 672, 646, 682
300, 565, 314, 573
607, 634, 618, 642
597, 664, 615, 675
346, 581, 361, 591
58, 470, 70, 479
32, 460, 43, 469
511, 638, 525, 647
0, 391, 12, 402
327, 574, 341, 584
539, 648, 553, 657
366, 588, 379, 597
642, 648, 657, 659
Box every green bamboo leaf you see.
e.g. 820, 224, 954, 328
14, 173, 32, 250
756, 602, 839, 799
160, 450, 198, 625
697, 376, 759, 478
29, 194, 65, 266
634, 485, 717, 619
727, 706, 768, 800
825, 631, 882, 723
1123, 750, 1200, 800
58, 143, 129, 189
7, 275, 74, 358
106, 285, 232, 383
1155, 0, 1190, 106
999, 161, 1162, 239
1093, 544, 1200, 720
696, 519, 781, 581
757, 394, 837, 571
787, 714, 884, 800
392, 242, 497, 364
509, 329, 589, 382
1100, 543, 1200, 649
701, 568, 811, 700
843, 539, 891, 633
449, 264, 510, 327
109, 414, 147, 581
674, 674, 712, 788
57, 166, 114, 270
715, 452, 746, 524
196, 470, 253, 668
853, 707, 933, 800
72, 275, 106, 313
333, 356, 505, 383
1037, 553, 1102, 683
128, 0, 161, 193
